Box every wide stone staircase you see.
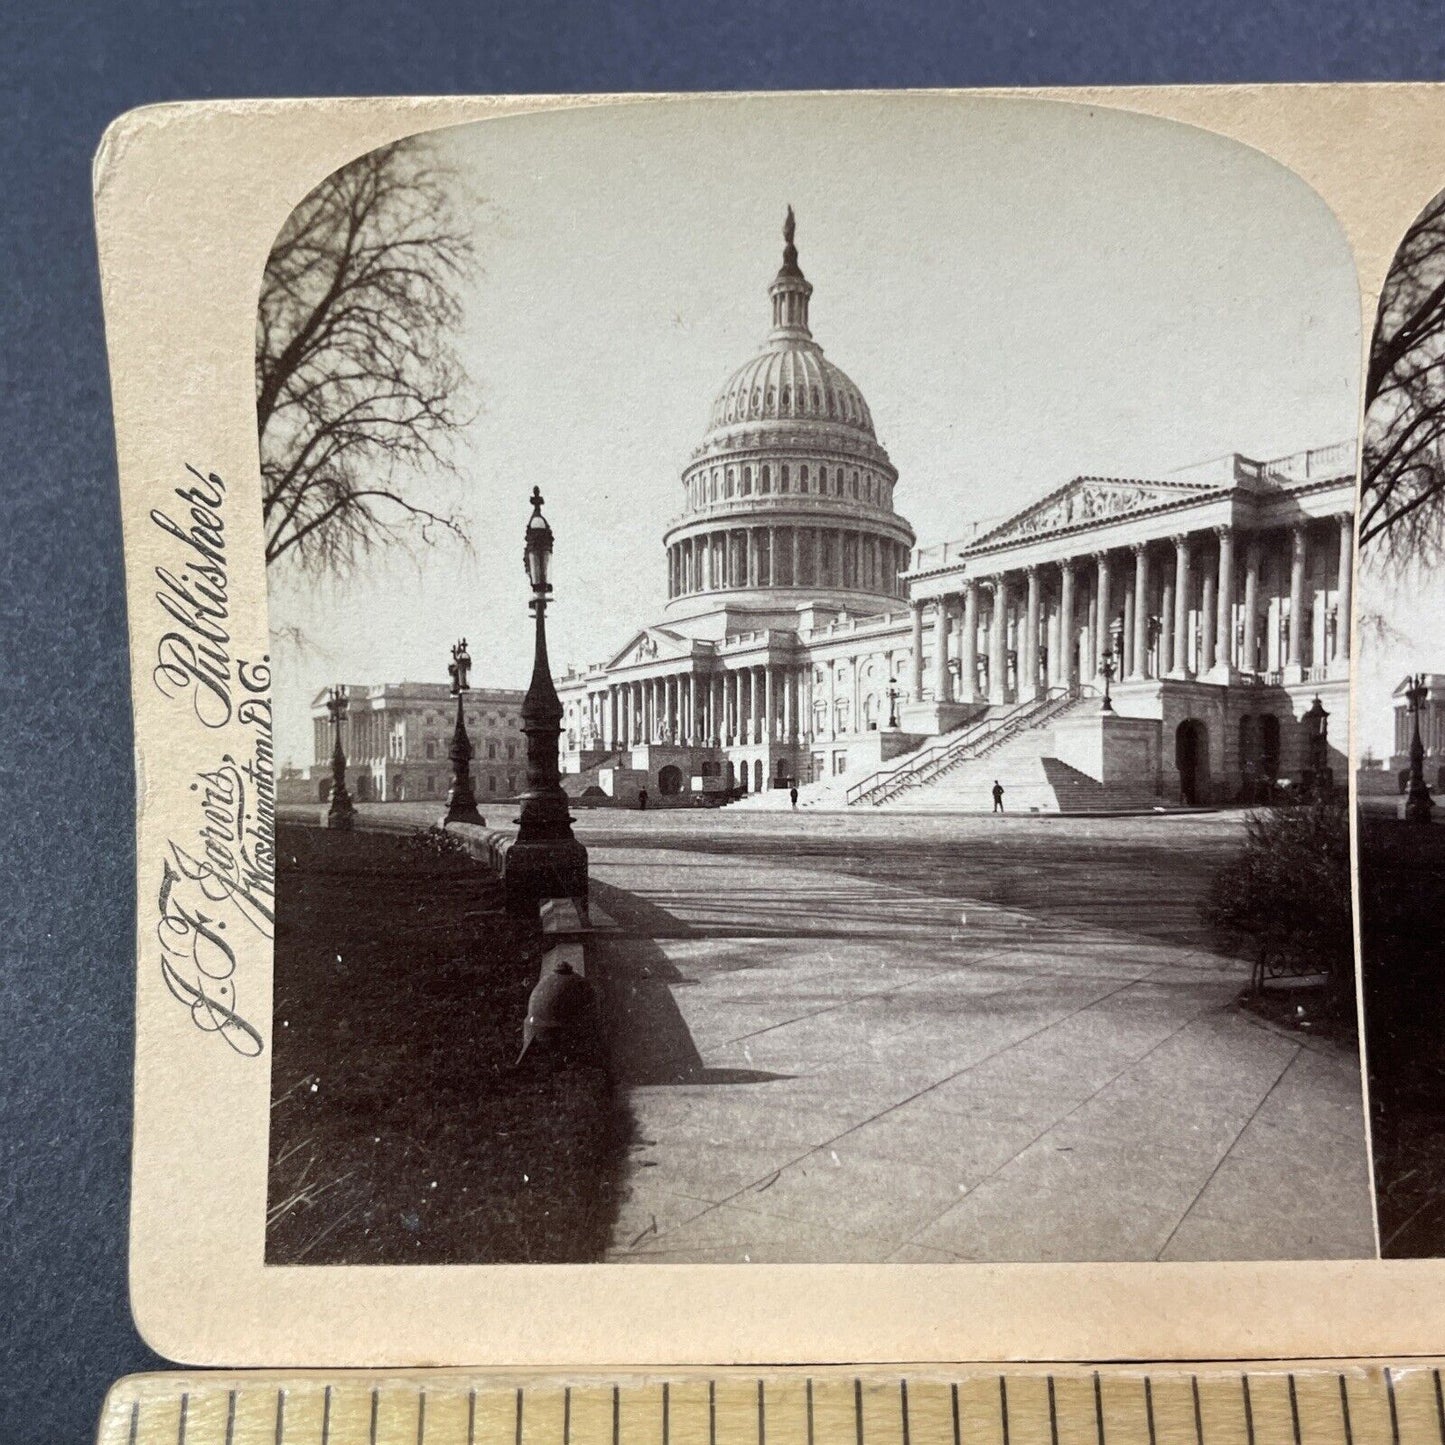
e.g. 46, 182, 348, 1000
846, 688, 1166, 814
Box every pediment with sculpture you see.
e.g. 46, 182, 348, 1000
606, 626, 694, 670
974, 477, 1219, 548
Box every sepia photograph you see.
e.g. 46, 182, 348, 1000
1354, 181, 1445, 1258
263, 95, 1372, 1267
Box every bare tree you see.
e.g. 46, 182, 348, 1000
257, 138, 475, 572
1361, 191, 1445, 558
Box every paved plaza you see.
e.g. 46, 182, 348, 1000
575, 809, 1375, 1264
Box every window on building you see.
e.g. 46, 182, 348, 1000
488, 776, 497, 794
425, 740, 437, 760
427, 774, 436, 795
506, 743, 515, 760
488, 742, 497, 759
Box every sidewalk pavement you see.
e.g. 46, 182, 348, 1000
591, 844, 1375, 1264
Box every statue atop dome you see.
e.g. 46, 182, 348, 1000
780, 205, 801, 277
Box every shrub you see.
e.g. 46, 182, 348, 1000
1201, 796, 1354, 1018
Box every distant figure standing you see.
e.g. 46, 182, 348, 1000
991, 780, 1005, 813
789, 784, 799, 809
638, 787, 648, 811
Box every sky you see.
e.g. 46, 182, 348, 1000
268, 93, 1361, 770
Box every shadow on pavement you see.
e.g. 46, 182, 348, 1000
589, 878, 791, 1088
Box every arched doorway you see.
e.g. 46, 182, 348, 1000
658, 764, 683, 797
753, 759, 764, 793
318, 778, 332, 802
355, 773, 372, 802
1239, 714, 1260, 803
1175, 719, 1209, 805
737, 764, 748, 794
1260, 715, 1281, 785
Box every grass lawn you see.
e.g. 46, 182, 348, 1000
267, 823, 627, 1264
1360, 814, 1445, 1256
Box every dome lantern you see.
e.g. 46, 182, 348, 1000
768, 206, 814, 340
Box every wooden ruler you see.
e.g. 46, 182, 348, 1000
97, 1364, 1445, 1445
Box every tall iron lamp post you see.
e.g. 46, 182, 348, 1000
507, 487, 588, 911
325, 685, 356, 831
443, 638, 484, 827
1099, 652, 1116, 713
1405, 673, 1435, 824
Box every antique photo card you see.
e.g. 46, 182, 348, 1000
95, 87, 1445, 1366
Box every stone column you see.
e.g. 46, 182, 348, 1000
989, 576, 1009, 704
1200, 570, 1216, 680
1160, 577, 1174, 682
1094, 552, 1112, 679
765, 665, 776, 743
1058, 561, 1075, 689
961, 580, 980, 702
909, 602, 924, 701
1024, 567, 1042, 700
827, 661, 838, 740
783, 666, 794, 740
933, 597, 952, 702
791, 527, 801, 588
1287, 523, 1307, 675
1242, 538, 1260, 674
1130, 543, 1150, 680
688, 673, 699, 745
747, 529, 759, 588
1336, 512, 1353, 666
1213, 526, 1234, 673
1171, 534, 1191, 678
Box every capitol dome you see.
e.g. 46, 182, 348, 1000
663, 210, 916, 621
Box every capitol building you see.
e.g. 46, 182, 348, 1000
555, 213, 1356, 811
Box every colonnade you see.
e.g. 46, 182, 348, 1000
578, 664, 807, 749
667, 524, 909, 600
909, 516, 1354, 706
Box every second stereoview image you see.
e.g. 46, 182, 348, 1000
258, 96, 1369, 1267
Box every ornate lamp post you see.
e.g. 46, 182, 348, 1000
1405, 673, 1435, 824
1099, 652, 1116, 713
325, 685, 356, 831
443, 638, 484, 827
887, 679, 900, 730
1302, 695, 1332, 799
507, 487, 588, 911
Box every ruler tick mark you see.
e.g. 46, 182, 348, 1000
517, 1387, 525, 1445
1387, 1367, 1401, 1445
807, 1379, 815, 1445
951, 1383, 961, 1445
759, 1380, 766, 1445
371, 1387, 380, 1445
1434, 1370, 1444, 1445
1048, 1377, 1059, 1445
1288, 1376, 1301, 1445
225, 1391, 236, 1445
663, 1383, 670, 1445
999, 1375, 1010, 1445
1340, 1376, 1353, 1445
614, 1384, 621, 1445
469, 1389, 477, 1445
276, 1388, 286, 1445
1094, 1372, 1105, 1445
418, 1388, 427, 1445
1191, 1376, 1203, 1445
855, 1378, 864, 1445
322, 1387, 332, 1445
128, 1400, 140, 1445
1242, 1375, 1255, 1445
710, 1380, 717, 1445
565, 1388, 572, 1445
178, 1391, 189, 1445
1145, 1378, 1156, 1445
901, 1378, 910, 1445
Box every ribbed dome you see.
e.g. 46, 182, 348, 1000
704, 344, 875, 438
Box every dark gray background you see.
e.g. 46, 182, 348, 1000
2, 3, 1441, 1440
